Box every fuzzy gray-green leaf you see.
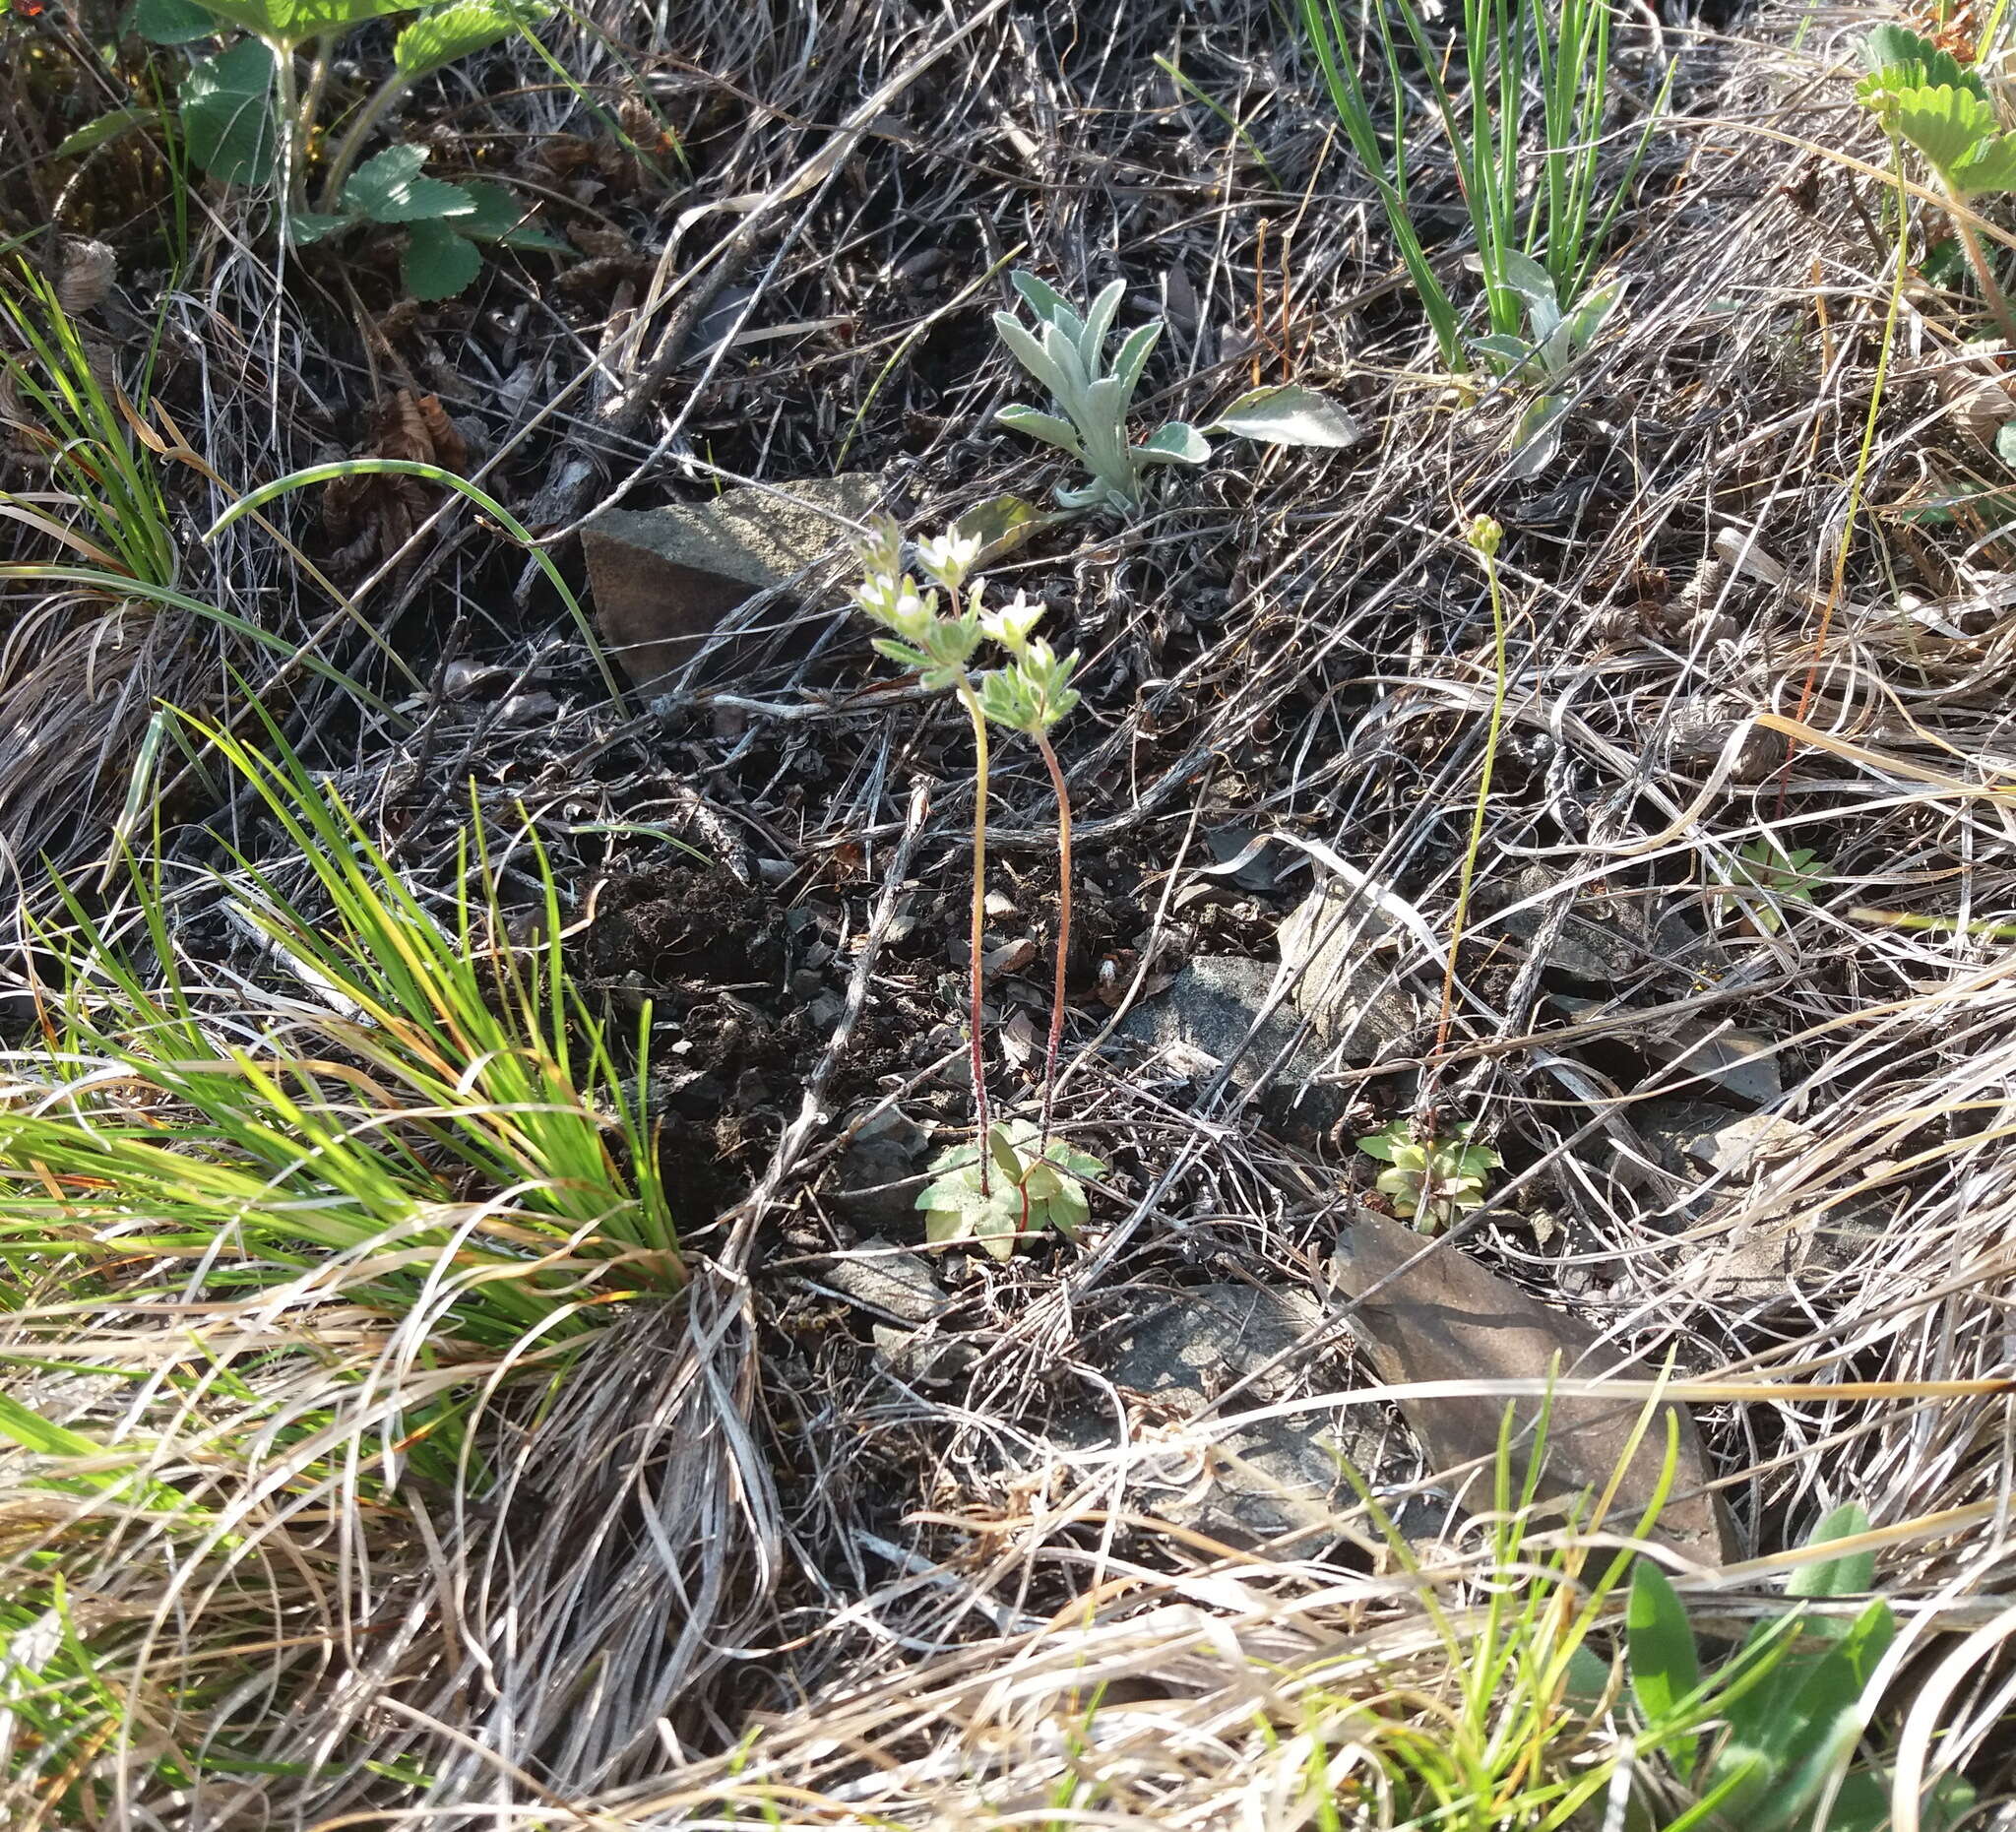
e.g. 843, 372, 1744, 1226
997, 404, 1083, 456
1077, 278, 1126, 365
1205, 384, 1359, 450
993, 313, 1075, 404
1133, 420, 1210, 467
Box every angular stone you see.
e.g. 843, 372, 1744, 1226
1278, 879, 1421, 1055
1105, 1285, 1401, 1549
1331, 1214, 1732, 1564
1114, 956, 1344, 1131
584, 473, 885, 693
1556, 997, 1783, 1106
1635, 1104, 1805, 1178
1488, 863, 1724, 987
820, 1238, 947, 1325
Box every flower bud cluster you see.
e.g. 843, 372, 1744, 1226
850, 517, 1081, 733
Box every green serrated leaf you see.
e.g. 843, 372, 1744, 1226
182, 0, 409, 49
445, 180, 568, 252
128, 0, 220, 38
401, 221, 481, 299
1862, 23, 1984, 97
1886, 85, 2005, 183
288, 209, 353, 243
181, 38, 277, 185
344, 145, 476, 222
395, 0, 547, 77
1952, 131, 2016, 195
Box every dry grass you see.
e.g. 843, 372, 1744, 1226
1, 0, 2014, 1824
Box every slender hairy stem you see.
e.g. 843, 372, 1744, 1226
272, 40, 303, 217
1943, 181, 2016, 345
1034, 730, 1073, 1148
1431, 532, 1510, 1077
954, 679, 992, 1194
298, 35, 332, 187
320, 73, 412, 210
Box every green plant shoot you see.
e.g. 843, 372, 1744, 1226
916, 1118, 1105, 1260
1357, 1118, 1502, 1232
1729, 838, 1826, 934
993, 271, 1356, 513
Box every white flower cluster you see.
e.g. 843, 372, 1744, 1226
850, 517, 1080, 733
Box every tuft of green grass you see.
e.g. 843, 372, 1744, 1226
1300, 0, 1666, 369
0, 261, 177, 590
0, 711, 680, 1352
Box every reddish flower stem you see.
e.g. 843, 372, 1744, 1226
954, 680, 992, 1193
1034, 729, 1072, 1149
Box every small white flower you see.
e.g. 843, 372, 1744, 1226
854, 570, 935, 639
914, 528, 982, 591
853, 571, 900, 620
891, 582, 937, 638
978, 589, 1044, 656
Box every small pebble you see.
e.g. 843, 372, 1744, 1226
499, 691, 559, 725
442, 659, 507, 700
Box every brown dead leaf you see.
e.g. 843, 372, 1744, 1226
323, 391, 471, 574
1332, 1213, 1732, 1563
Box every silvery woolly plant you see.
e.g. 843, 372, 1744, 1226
993, 271, 1358, 514
1472, 248, 1623, 480
850, 518, 1106, 1256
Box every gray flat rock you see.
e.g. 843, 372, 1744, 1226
1114, 956, 1350, 1132
1103, 1284, 1400, 1549
1277, 878, 1421, 1055
1485, 864, 1724, 987
821, 1237, 947, 1325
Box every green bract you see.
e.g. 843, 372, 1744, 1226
1731, 838, 1826, 935
993, 271, 1356, 514
1357, 1119, 1501, 1232
916, 1120, 1105, 1260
